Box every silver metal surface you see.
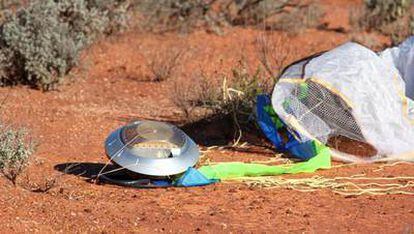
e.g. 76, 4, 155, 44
105, 121, 199, 176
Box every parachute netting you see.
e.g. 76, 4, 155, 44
272, 39, 414, 162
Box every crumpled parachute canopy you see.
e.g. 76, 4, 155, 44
271, 37, 414, 162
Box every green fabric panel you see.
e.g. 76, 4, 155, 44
313, 140, 326, 154
298, 83, 309, 100
409, 99, 414, 110
282, 100, 291, 113
198, 144, 331, 180
263, 105, 284, 129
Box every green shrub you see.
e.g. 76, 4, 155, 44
0, 124, 34, 185
136, 0, 323, 34
0, 0, 23, 24
350, 0, 414, 45
172, 60, 272, 143
0, 0, 22, 11
381, 17, 414, 45
256, 34, 296, 79
229, 0, 323, 32
270, 3, 324, 35
364, 0, 412, 27
172, 60, 271, 124
137, 0, 217, 34
0, 0, 130, 90
87, 0, 131, 34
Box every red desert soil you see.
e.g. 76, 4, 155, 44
0, 1, 413, 233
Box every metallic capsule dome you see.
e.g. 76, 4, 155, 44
105, 121, 199, 176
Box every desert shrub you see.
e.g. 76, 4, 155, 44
137, 0, 218, 34
0, 0, 107, 90
20, 174, 58, 193
171, 70, 221, 118
172, 33, 297, 122
0, 0, 23, 24
87, 0, 131, 34
136, 0, 323, 34
225, 0, 296, 26
0, 124, 34, 185
350, 0, 414, 45
380, 16, 414, 45
0, 0, 22, 11
270, 3, 324, 35
172, 61, 271, 126
0, 0, 130, 90
363, 0, 412, 28
171, 77, 196, 118
256, 34, 296, 80
147, 48, 183, 82
225, 63, 270, 128
194, 71, 223, 109
230, 0, 324, 34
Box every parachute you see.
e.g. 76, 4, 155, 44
270, 37, 414, 162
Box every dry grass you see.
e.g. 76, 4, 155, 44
170, 33, 297, 131
147, 48, 183, 82
256, 34, 296, 80
348, 5, 367, 33
171, 70, 222, 119
171, 58, 273, 145
171, 75, 199, 118
20, 174, 58, 193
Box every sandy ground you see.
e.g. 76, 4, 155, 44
0, 0, 413, 233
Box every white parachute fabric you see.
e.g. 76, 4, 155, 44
271, 38, 414, 161
380, 36, 414, 99
381, 37, 414, 121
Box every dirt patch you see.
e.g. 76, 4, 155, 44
328, 136, 378, 157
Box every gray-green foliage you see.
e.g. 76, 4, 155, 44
227, 63, 269, 116
87, 0, 130, 34
172, 61, 270, 125
0, 0, 129, 90
0, 0, 22, 24
137, 0, 216, 33
0, 0, 21, 11
0, 124, 34, 185
353, 0, 414, 45
364, 0, 412, 26
136, 0, 322, 34
226, 0, 320, 27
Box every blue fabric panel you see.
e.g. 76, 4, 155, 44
285, 138, 316, 161
256, 94, 317, 161
175, 168, 218, 187
256, 95, 286, 150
